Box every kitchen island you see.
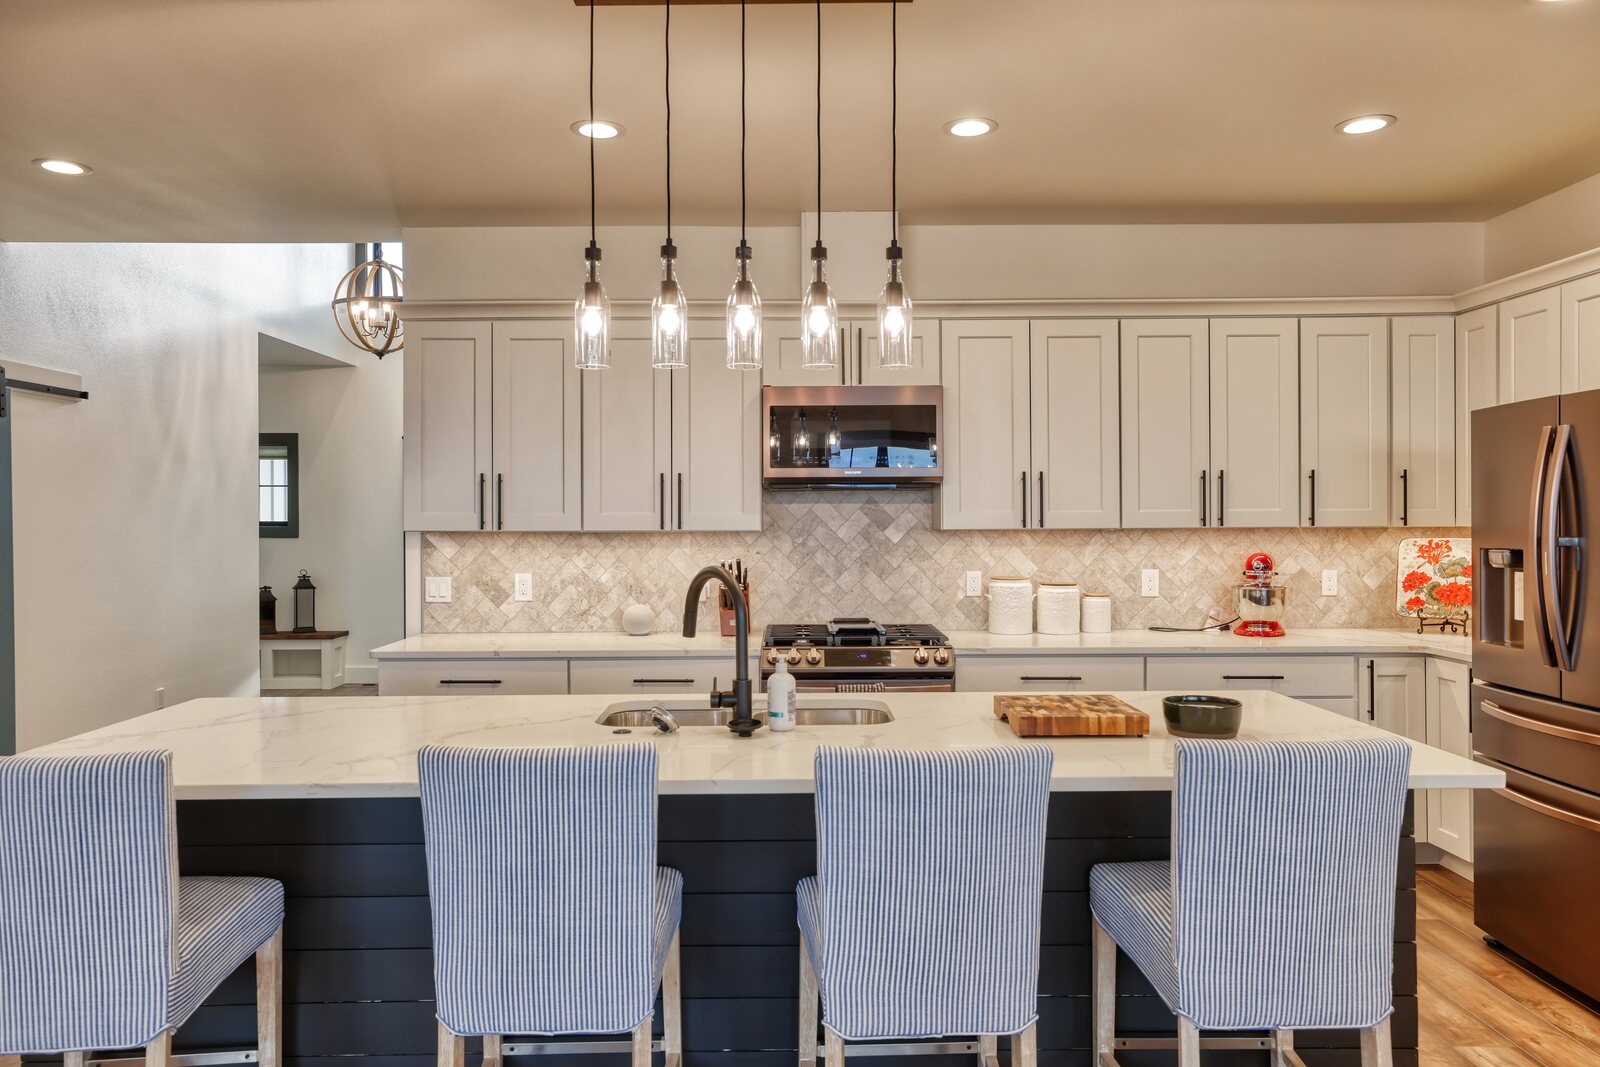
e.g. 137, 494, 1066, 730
30, 691, 1499, 1067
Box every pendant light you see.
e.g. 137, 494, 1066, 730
651, 0, 689, 369
332, 243, 404, 358
725, 0, 762, 369
876, 0, 913, 369
800, 0, 839, 369
574, 0, 611, 369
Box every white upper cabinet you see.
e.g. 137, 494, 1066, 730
582, 322, 673, 532
938, 321, 1032, 530
1120, 319, 1210, 529
1455, 304, 1498, 527
492, 322, 582, 532
1300, 317, 1391, 528
1030, 320, 1120, 529
1498, 287, 1562, 402
1391, 316, 1456, 528
856, 319, 941, 387
762, 319, 846, 386
404, 320, 493, 532
1209, 319, 1299, 528
1561, 274, 1600, 395
672, 322, 762, 532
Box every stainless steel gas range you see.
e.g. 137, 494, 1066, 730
759, 617, 956, 693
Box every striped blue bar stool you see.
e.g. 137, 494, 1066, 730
797, 745, 1053, 1067
418, 744, 683, 1067
1090, 737, 1412, 1067
0, 751, 284, 1067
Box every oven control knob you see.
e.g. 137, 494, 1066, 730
764, 648, 779, 665
912, 648, 930, 665
805, 648, 823, 666
786, 651, 802, 666
933, 648, 951, 665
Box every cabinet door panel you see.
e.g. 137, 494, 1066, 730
857, 318, 940, 386
1498, 287, 1562, 402
1561, 274, 1600, 395
1301, 317, 1391, 527
1120, 320, 1209, 529
1030, 320, 1119, 529
938, 321, 1032, 530
1362, 656, 1427, 739
1209, 319, 1299, 528
761, 320, 846, 386
1455, 305, 1498, 526
582, 322, 673, 531
403, 320, 492, 531
1426, 659, 1474, 861
493, 322, 582, 531
1392, 316, 1456, 528
674, 322, 762, 532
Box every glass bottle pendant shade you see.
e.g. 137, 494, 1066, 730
574, 246, 611, 370
876, 248, 914, 369
726, 244, 762, 369
800, 246, 840, 368
651, 245, 689, 369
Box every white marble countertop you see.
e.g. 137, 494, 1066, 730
372, 627, 1472, 664
25, 690, 1500, 800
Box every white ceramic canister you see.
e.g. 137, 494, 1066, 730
1081, 592, 1112, 634
986, 576, 1035, 636
1037, 580, 1082, 635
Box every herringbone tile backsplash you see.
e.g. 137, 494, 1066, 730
422, 491, 1466, 634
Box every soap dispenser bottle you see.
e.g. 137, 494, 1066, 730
767, 657, 796, 732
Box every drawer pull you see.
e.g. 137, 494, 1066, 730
1020, 676, 1083, 683
1222, 674, 1286, 681
1497, 787, 1600, 834
1480, 700, 1600, 747
440, 679, 502, 686
633, 678, 696, 686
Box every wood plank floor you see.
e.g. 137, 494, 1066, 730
1417, 865, 1600, 1067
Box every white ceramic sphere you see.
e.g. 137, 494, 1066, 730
622, 604, 655, 636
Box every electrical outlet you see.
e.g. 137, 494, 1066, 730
1321, 569, 1339, 597
514, 573, 534, 602
1141, 569, 1160, 597
155, 687, 165, 710
425, 576, 453, 603
964, 571, 983, 597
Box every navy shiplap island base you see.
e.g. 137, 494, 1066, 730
26, 692, 1501, 1067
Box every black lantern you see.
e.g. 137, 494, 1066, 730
292, 570, 317, 633
260, 586, 277, 635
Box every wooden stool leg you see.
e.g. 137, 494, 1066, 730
631, 1014, 653, 1067
1092, 916, 1116, 1063
146, 1033, 173, 1067
437, 1021, 465, 1067
482, 1036, 502, 1067
257, 927, 284, 1067
798, 931, 819, 1067
1177, 1017, 1200, 1067
980, 1035, 999, 1066
1272, 1029, 1296, 1067
1012, 1022, 1038, 1067
663, 931, 683, 1067
64, 1053, 86, 1067
824, 1027, 845, 1067
1360, 1018, 1393, 1067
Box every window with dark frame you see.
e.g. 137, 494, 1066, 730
259, 433, 299, 538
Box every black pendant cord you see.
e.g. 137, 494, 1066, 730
740, 0, 747, 246
815, 0, 822, 249
665, 0, 673, 247
890, 0, 898, 246
588, 0, 597, 250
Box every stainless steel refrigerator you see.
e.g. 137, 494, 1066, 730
1472, 388, 1600, 1001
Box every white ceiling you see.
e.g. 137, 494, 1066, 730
4, 0, 1600, 241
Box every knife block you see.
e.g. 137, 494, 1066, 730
719, 586, 752, 636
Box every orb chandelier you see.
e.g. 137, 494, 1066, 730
332, 243, 404, 358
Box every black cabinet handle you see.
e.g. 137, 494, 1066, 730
1217, 469, 1226, 528
1038, 471, 1046, 528
1308, 469, 1317, 527
677, 472, 684, 530
1020, 471, 1029, 529
633, 678, 696, 686
1020, 675, 1084, 682
1199, 471, 1208, 527
659, 473, 666, 531
440, 679, 502, 687
1222, 674, 1286, 681
478, 473, 486, 530
497, 473, 505, 530
1367, 660, 1377, 721
1400, 468, 1409, 527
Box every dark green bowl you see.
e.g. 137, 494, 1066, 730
1162, 695, 1243, 739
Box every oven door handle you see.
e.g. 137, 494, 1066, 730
1497, 786, 1600, 834
1479, 699, 1600, 746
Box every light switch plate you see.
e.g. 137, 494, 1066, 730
1141, 569, 1160, 597
1321, 570, 1338, 597
964, 571, 983, 597
514, 573, 534, 602
425, 576, 453, 603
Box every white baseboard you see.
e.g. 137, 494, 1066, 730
344, 664, 379, 686
1439, 853, 1474, 882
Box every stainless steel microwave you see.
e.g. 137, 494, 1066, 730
762, 385, 943, 487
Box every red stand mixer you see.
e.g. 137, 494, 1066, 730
1232, 551, 1287, 638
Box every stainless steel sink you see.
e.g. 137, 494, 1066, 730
596, 699, 893, 728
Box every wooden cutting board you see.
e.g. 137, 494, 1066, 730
994, 693, 1150, 737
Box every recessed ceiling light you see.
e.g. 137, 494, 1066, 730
571, 120, 622, 139
945, 118, 997, 138
1338, 115, 1395, 135
33, 158, 92, 175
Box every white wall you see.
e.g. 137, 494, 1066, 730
0, 242, 351, 750
1485, 171, 1600, 281
259, 354, 404, 684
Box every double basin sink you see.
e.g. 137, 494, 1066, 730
597, 699, 894, 729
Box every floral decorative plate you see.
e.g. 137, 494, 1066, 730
1396, 537, 1473, 619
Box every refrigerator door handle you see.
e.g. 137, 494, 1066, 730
1479, 699, 1600, 746
1531, 426, 1559, 668
1543, 424, 1582, 672
1497, 785, 1600, 835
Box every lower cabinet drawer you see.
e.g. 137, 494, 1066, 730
1144, 655, 1357, 698
956, 656, 1146, 693
568, 658, 759, 696
377, 659, 569, 696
